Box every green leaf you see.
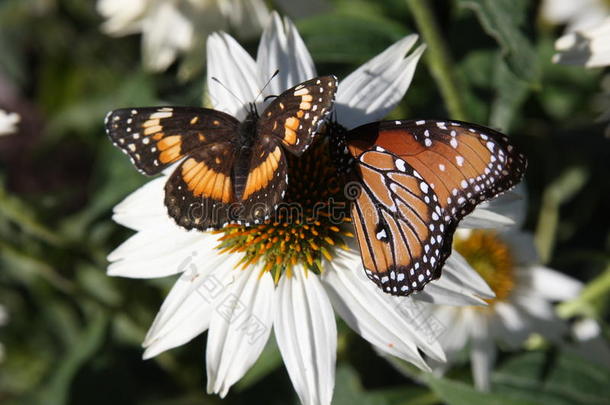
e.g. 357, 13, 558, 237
298, 12, 409, 65
427, 375, 538, 405
368, 387, 437, 405
490, 55, 530, 130
493, 351, 610, 405
0, 181, 64, 247
456, 0, 540, 84
33, 306, 109, 405
558, 266, 610, 319
333, 365, 388, 405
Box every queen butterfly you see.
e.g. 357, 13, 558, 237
330, 119, 527, 296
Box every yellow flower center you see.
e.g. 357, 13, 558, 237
214, 140, 353, 283
453, 230, 515, 304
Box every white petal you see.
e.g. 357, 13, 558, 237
335, 35, 425, 129
493, 301, 530, 341
553, 17, 610, 67
541, 0, 608, 32
206, 32, 259, 119
573, 318, 601, 341
416, 252, 495, 305
274, 267, 336, 405
523, 265, 582, 301
141, 1, 194, 71
511, 289, 557, 321
257, 11, 316, 96
323, 249, 445, 368
112, 177, 168, 231
469, 316, 495, 392
108, 228, 220, 279
0, 109, 20, 136
434, 307, 476, 358
499, 231, 539, 267
97, 0, 147, 36
565, 318, 610, 368
221, 0, 270, 39
206, 266, 274, 397
460, 184, 527, 229
142, 253, 242, 358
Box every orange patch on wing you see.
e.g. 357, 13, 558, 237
157, 135, 181, 151
159, 143, 181, 163
284, 128, 297, 145
189, 165, 209, 194
212, 172, 225, 200
360, 151, 396, 171
222, 175, 233, 203
144, 125, 163, 135
142, 119, 160, 128
285, 117, 300, 130
182, 158, 205, 183
194, 168, 215, 196
242, 147, 281, 200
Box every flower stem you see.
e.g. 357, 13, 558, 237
406, 0, 470, 121
558, 266, 610, 319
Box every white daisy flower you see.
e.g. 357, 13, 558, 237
427, 227, 583, 391
97, 0, 270, 72
108, 12, 506, 404
553, 17, 610, 68
552, 17, 610, 136
541, 0, 609, 33
0, 109, 20, 136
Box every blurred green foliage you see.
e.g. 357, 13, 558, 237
0, 0, 608, 404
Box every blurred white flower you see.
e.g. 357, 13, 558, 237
428, 226, 582, 391
541, 0, 609, 33
0, 109, 20, 136
97, 0, 270, 72
0, 305, 8, 362
553, 17, 610, 67
553, 18, 610, 136
567, 318, 610, 367
107, 12, 505, 404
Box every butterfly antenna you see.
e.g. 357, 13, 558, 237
253, 69, 280, 105
211, 76, 246, 106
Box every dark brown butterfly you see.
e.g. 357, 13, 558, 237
330, 119, 527, 296
106, 76, 337, 230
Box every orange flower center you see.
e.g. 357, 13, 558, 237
214, 140, 352, 282
454, 230, 515, 304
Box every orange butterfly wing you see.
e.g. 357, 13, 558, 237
351, 148, 447, 294
342, 119, 527, 295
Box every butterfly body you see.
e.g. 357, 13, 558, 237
330, 119, 527, 296
106, 76, 337, 230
